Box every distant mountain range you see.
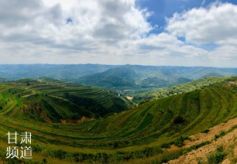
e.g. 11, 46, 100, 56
0, 64, 237, 90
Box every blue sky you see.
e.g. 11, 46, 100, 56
139, 0, 207, 33
0, 0, 237, 67
138, 0, 237, 34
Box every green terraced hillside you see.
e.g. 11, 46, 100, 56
0, 77, 236, 163
131, 76, 228, 103
0, 79, 131, 122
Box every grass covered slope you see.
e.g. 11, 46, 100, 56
132, 76, 228, 103
0, 79, 131, 122
77, 77, 237, 144
0, 77, 236, 163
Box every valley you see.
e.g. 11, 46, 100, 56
0, 76, 236, 163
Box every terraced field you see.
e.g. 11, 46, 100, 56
0, 78, 237, 163
0, 79, 131, 122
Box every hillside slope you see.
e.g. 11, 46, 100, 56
132, 77, 228, 103
78, 66, 137, 88
0, 79, 131, 122
76, 77, 237, 143
0, 77, 236, 163
168, 117, 237, 164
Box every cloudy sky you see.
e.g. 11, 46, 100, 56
0, 0, 237, 67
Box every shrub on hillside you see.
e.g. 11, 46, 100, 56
174, 135, 189, 147
208, 146, 225, 164
173, 116, 186, 124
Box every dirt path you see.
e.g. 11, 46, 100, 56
168, 117, 237, 164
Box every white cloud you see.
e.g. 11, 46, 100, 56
0, 0, 236, 67
167, 3, 237, 44
0, 0, 151, 48
0, 0, 154, 64
166, 2, 237, 67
